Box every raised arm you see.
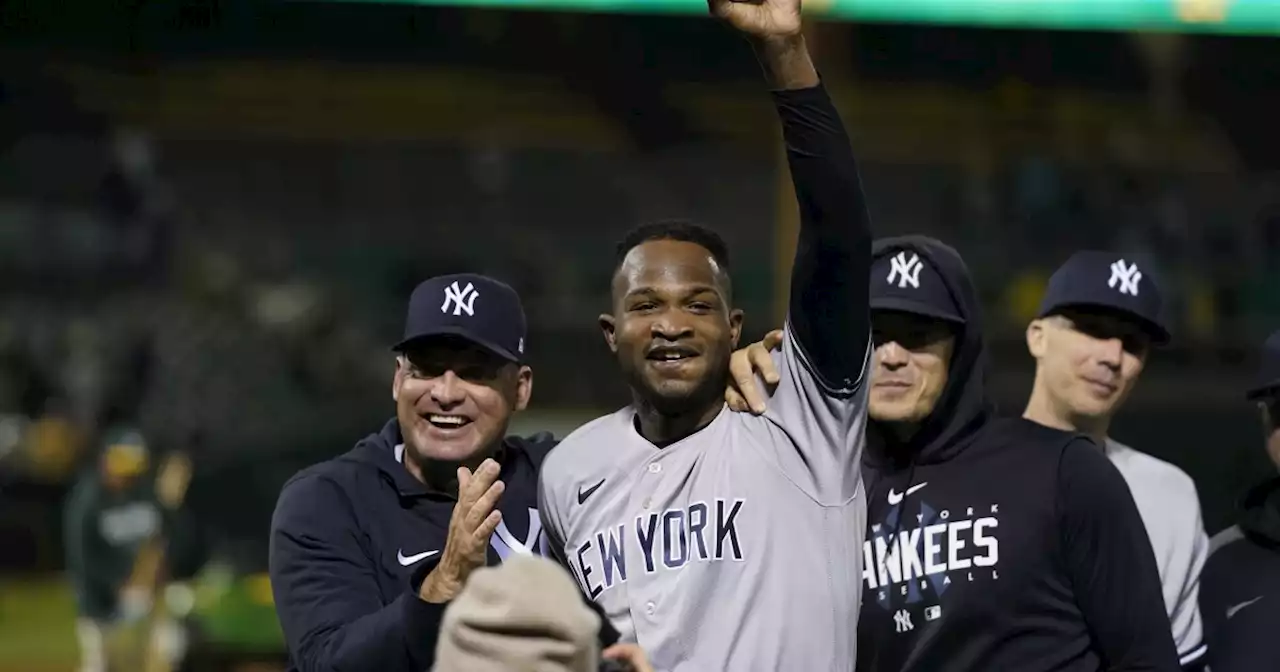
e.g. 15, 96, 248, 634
772, 50, 871, 391
710, 0, 871, 503
708, 0, 871, 391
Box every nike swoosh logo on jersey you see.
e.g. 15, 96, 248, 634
1226, 595, 1263, 619
578, 478, 606, 505
397, 549, 439, 566
887, 482, 928, 505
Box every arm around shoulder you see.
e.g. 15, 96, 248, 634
270, 472, 446, 672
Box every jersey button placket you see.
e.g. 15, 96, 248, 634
641, 460, 662, 509
633, 456, 663, 632
647, 461, 662, 624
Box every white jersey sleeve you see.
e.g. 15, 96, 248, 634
1104, 439, 1208, 667
1170, 501, 1208, 666
757, 324, 870, 505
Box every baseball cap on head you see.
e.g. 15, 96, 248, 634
1036, 251, 1170, 346
1247, 330, 1280, 400
870, 248, 965, 324
394, 273, 527, 363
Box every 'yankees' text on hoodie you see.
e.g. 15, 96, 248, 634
856, 236, 1180, 672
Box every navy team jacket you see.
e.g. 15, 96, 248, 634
268, 418, 565, 672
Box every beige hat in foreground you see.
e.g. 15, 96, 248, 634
433, 555, 601, 672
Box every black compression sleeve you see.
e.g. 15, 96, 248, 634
772, 83, 872, 393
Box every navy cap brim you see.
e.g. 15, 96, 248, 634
392, 327, 521, 363
1037, 301, 1170, 347
872, 296, 965, 325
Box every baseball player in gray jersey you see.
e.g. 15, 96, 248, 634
538, 5, 872, 670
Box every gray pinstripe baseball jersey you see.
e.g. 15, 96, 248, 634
538, 326, 868, 671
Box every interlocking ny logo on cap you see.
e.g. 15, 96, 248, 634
1108, 259, 1142, 297
441, 281, 479, 316
887, 252, 923, 290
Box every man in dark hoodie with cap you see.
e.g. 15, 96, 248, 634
731, 236, 1179, 671
1199, 329, 1280, 672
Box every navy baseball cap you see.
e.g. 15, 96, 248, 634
1036, 251, 1170, 346
869, 248, 964, 324
393, 273, 527, 363
1246, 330, 1280, 400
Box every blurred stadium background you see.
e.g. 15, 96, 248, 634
2, 0, 1279, 669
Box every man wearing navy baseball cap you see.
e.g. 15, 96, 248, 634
268, 272, 770, 672
1200, 329, 1280, 672
268, 271, 563, 672
732, 237, 1178, 670
1023, 251, 1210, 669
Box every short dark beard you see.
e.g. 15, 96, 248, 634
629, 366, 728, 447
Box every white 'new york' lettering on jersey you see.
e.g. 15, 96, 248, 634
538, 326, 869, 672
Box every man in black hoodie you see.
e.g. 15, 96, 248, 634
730, 235, 1179, 671
1199, 329, 1280, 672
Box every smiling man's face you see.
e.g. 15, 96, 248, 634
393, 336, 531, 465
599, 238, 742, 416
868, 310, 957, 424
1027, 308, 1150, 424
